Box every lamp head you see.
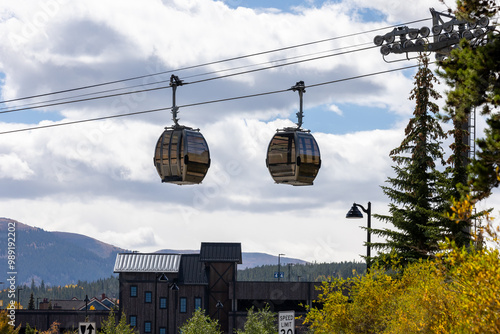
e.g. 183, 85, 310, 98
346, 203, 363, 219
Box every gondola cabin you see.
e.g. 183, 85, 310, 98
154, 126, 211, 185
266, 128, 321, 186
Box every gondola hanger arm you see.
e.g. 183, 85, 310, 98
170, 74, 184, 127
291, 81, 306, 129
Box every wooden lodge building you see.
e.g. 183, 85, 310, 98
14, 242, 321, 333
115, 242, 320, 333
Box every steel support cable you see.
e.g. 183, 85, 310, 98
185, 45, 378, 85
0, 45, 379, 115
0, 41, 374, 112
0, 18, 430, 105
0, 63, 423, 135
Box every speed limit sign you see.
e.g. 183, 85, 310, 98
278, 310, 295, 334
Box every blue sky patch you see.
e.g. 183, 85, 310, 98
293, 103, 401, 134
355, 8, 387, 22
0, 108, 64, 124
0, 71, 63, 124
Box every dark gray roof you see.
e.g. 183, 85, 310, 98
49, 300, 85, 310
114, 253, 181, 273
178, 254, 208, 285
200, 242, 242, 264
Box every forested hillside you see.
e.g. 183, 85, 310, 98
237, 261, 366, 281
0, 276, 119, 309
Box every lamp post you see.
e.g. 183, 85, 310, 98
17, 288, 23, 309
84, 295, 89, 320
278, 254, 285, 282
346, 202, 372, 270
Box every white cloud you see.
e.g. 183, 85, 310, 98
0, 0, 496, 266
0, 153, 34, 180
329, 104, 343, 116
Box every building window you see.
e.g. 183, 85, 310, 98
179, 297, 187, 313
129, 316, 137, 327
130, 286, 137, 297
145, 291, 152, 303
160, 297, 167, 309
144, 321, 152, 333
159, 328, 166, 334
194, 297, 202, 310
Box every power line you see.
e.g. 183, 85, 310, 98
0, 18, 430, 105
0, 63, 422, 135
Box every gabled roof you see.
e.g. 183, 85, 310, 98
179, 254, 208, 285
79, 299, 111, 311
200, 242, 242, 264
114, 253, 182, 273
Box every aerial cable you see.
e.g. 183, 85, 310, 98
0, 18, 430, 105
185, 45, 378, 85
0, 63, 422, 135
0, 44, 379, 115
0, 41, 374, 113
181, 41, 375, 80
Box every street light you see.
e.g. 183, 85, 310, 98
17, 288, 23, 309
84, 295, 90, 320
278, 254, 285, 282
346, 202, 372, 270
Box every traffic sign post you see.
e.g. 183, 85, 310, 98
79, 322, 96, 334
278, 310, 295, 334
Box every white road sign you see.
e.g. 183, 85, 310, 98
79, 322, 96, 334
278, 310, 295, 334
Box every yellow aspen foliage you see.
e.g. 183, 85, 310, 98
39, 322, 60, 334
304, 197, 500, 333
0, 310, 21, 334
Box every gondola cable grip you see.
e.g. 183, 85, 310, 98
291, 81, 306, 129
169, 74, 184, 127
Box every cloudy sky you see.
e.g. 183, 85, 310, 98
1, 0, 498, 264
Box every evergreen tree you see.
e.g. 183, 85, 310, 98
372, 56, 451, 265
28, 292, 35, 310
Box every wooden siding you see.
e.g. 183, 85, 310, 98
118, 272, 206, 334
